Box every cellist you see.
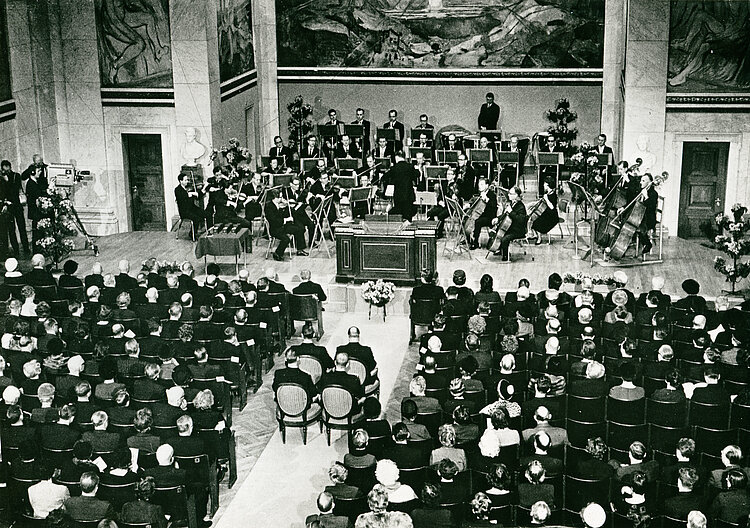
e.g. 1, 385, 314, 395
615, 173, 658, 255
492, 186, 527, 261
527, 177, 559, 244
469, 178, 498, 250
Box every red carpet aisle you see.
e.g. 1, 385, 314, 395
213, 312, 411, 528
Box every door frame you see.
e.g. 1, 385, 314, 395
122, 133, 168, 231
663, 132, 742, 237
110, 125, 175, 233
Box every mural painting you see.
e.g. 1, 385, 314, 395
275, 0, 604, 69
94, 0, 173, 88
669, 0, 750, 92
218, 0, 255, 82
0, 4, 11, 101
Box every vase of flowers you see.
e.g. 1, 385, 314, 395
362, 279, 396, 322
287, 95, 314, 160
562, 272, 617, 292
35, 186, 78, 268
209, 138, 253, 182
711, 203, 750, 293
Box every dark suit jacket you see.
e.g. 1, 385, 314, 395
319, 370, 363, 400
337, 342, 376, 375
570, 378, 609, 397
40, 423, 81, 450
170, 435, 207, 459
120, 499, 167, 528
143, 465, 187, 488
272, 367, 317, 399
384, 161, 417, 214
293, 280, 327, 302
25, 268, 56, 287
382, 120, 406, 150
411, 283, 445, 302
389, 443, 426, 469
133, 378, 167, 401
116, 273, 138, 292
25, 177, 46, 220
673, 295, 707, 314
82, 430, 122, 453
663, 491, 707, 520
85, 274, 105, 289
63, 495, 115, 522
372, 144, 395, 161
478, 102, 500, 130
292, 342, 334, 371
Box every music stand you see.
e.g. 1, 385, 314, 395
467, 148, 493, 179
348, 185, 374, 216
479, 129, 502, 143
594, 153, 613, 166
318, 124, 342, 139
436, 150, 459, 165
536, 151, 564, 197
300, 158, 325, 173
374, 157, 392, 170
336, 158, 361, 174
336, 175, 357, 188
345, 124, 365, 139
409, 147, 432, 162
269, 173, 296, 187
410, 128, 434, 142
497, 151, 521, 191
376, 128, 398, 145
425, 165, 449, 193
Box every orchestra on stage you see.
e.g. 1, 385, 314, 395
175, 93, 664, 265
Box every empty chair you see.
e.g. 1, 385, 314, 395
689, 400, 730, 429
563, 475, 610, 513
567, 394, 606, 422
607, 422, 650, 453
646, 399, 687, 428
607, 397, 645, 425
566, 419, 607, 449
409, 298, 442, 343
693, 426, 738, 458
320, 385, 365, 446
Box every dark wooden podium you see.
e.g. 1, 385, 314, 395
333, 217, 438, 285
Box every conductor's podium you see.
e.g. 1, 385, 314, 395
333, 216, 438, 285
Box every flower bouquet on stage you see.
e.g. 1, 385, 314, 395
362, 279, 396, 322
712, 203, 750, 294
35, 188, 79, 268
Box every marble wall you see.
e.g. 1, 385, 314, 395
220, 86, 261, 163
277, 82, 604, 148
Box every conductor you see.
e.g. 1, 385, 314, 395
478, 92, 500, 131
384, 151, 417, 222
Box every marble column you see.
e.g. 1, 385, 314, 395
171, 0, 222, 169
5, 0, 60, 166
620, 0, 670, 173
252, 0, 280, 153
600, 0, 627, 159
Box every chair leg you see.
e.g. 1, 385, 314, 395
326, 426, 331, 446
302, 424, 307, 445
409, 322, 415, 343
174, 219, 184, 239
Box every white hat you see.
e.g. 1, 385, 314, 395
4, 257, 17, 273
581, 503, 607, 528
613, 271, 628, 285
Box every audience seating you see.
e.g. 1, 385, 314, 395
320, 385, 365, 445
288, 294, 324, 339
275, 382, 323, 445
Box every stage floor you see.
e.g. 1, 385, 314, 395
62, 230, 736, 302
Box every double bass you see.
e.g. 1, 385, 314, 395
606, 172, 668, 260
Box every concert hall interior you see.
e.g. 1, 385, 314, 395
2, 0, 750, 527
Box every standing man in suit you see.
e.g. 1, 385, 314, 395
595, 134, 613, 156
415, 114, 434, 130
1, 160, 30, 255
383, 109, 405, 152
269, 136, 295, 168
478, 92, 500, 131
384, 151, 417, 222
25, 164, 47, 249
352, 108, 371, 155
293, 269, 327, 302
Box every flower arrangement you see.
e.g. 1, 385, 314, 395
710, 203, 750, 292
362, 279, 396, 306
210, 138, 253, 183
562, 272, 617, 286
544, 98, 578, 146
567, 142, 607, 205
34, 188, 78, 267
141, 258, 182, 275
287, 95, 314, 159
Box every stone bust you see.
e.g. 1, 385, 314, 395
180, 127, 207, 166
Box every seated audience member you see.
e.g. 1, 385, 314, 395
580, 502, 608, 528
429, 424, 466, 472
127, 408, 161, 455
609, 362, 645, 401
119, 476, 168, 528
410, 483, 452, 528
325, 461, 362, 500
663, 467, 707, 520
480, 408, 520, 448
518, 460, 555, 508
291, 323, 334, 372
465, 492, 493, 527
522, 405, 568, 447
436, 458, 469, 506
709, 445, 749, 488
400, 398, 431, 441
528, 500, 552, 526
576, 437, 614, 480
406, 375, 441, 414
484, 463, 516, 509
443, 378, 479, 415
684, 365, 730, 404
661, 437, 707, 486
319, 351, 365, 413
375, 459, 418, 506
687, 510, 707, 528
345, 429, 377, 470
612, 471, 652, 523
520, 431, 563, 477
651, 368, 686, 402
272, 348, 317, 400
63, 472, 115, 522
570, 361, 608, 397
362, 397, 391, 440
305, 491, 349, 528
612, 441, 659, 483
354, 484, 413, 528
385, 417, 423, 466
31, 383, 58, 423
710, 468, 750, 524
452, 405, 480, 445
28, 463, 71, 519
82, 411, 122, 454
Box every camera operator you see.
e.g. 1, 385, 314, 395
0, 160, 30, 255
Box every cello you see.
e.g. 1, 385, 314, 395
606, 172, 668, 260
486, 187, 513, 253
594, 174, 629, 247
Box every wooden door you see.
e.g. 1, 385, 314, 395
123, 134, 166, 231
677, 142, 729, 238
